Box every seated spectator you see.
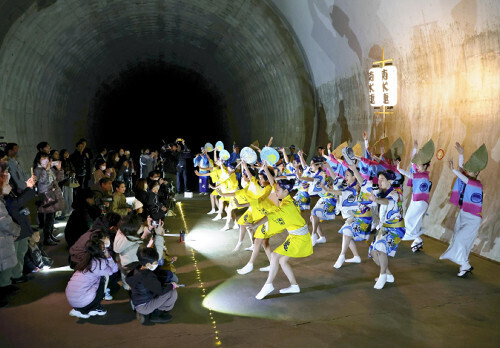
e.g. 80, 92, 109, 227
65, 238, 117, 319
127, 247, 178, 324
24, 231, 53, 273
113, 215, 165, 290
134, 178, 148, 209
111, 181, 132, 216
145, 180, 167, 223
132, 199, 144, 216
147, 170, 162, 187
64, 188, 102, 248
92, 177, 113, 215
69, 229, 116, 300
90, 212, 122, 246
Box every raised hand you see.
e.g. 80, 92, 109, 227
26, 176, 36, 188
455, 142, 464, 155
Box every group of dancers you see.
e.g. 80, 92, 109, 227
193, 134, 488, 299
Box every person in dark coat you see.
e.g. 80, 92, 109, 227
126, 247, 178, 324
69, 212, 122, 267
173, 139, 191, 194
3, 176, 37, 284
64, 188, 102, 248
0, 173, 35, 284
144, 180, 166, 223
70, 140, 90, 189
24, 232, 53, 273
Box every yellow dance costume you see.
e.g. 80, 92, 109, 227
267, 195, 313, 258
210, 167, 222, 197
218, 166, 239, 202
237, 177, 273, 226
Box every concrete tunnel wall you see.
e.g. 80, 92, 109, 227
0, 0, 315, 153
0, 0, 499, 261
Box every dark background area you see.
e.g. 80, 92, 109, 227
89, 59, 229, 157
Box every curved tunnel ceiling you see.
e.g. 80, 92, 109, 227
0, 0, 315, 152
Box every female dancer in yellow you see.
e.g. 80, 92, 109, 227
216, 162, 240, 231
246, 178, 313, 299
234, 162, 277, 274
216, 162, 258, 251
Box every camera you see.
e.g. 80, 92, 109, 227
152, 220, 159, 227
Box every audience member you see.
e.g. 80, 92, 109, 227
64, 188, 102, 248
0, 161, 22, 307
59, 149, 76, 219
3, 174, 37, 284
6, 143, 29, 194
24, 231, 53, 273
111, 181, 132, 216
127, 246, 178, 324
33, 152, 65, 246
70, 140, 90, 189
173, 139, 191, 194
92, 177, 113, 215
65, 238, 117, 319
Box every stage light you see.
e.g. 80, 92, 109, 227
54, 222, 67, 229
40, 265, 73, 273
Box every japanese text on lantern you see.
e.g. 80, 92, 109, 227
369, 66, 397, 107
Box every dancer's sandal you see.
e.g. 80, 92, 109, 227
457, 266, 474, 278
411, 242, 423, 253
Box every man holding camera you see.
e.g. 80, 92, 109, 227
173, 139, 191, 195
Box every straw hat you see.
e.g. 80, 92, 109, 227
351, 142, 363, 157
463, 144, 488, 172
412, 139, 435, 165
332, 141, 348, 159
384, 137, 404, 160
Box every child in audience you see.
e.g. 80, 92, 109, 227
127, 247, 178, 324
23, 231, 53, 273
65, 238, 118, 318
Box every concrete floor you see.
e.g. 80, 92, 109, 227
0, 194, 499, 348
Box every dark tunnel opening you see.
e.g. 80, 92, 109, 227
89, 59, 229, 156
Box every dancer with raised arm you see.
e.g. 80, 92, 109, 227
440, 143, 487, 277
235, 162, 278, 274
247, 179, 313, 300
398, 140, 434, 252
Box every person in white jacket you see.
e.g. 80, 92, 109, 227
113, 214, 165, 290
